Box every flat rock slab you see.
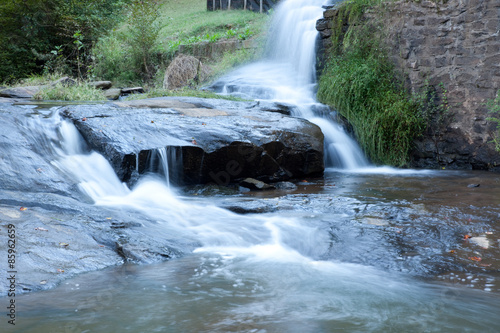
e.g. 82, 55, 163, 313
63, 97, 324, 185
0, 86, 41, 98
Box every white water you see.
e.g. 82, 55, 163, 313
214, 0, 369, 169
24, 111, 500, 332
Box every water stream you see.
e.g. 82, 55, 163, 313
4, 0, 500, 332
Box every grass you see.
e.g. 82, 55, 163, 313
34, 82, 107, 101
124, 87, 249, 101
158, 0, 268, 48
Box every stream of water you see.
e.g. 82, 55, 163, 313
4, 0, 500, 332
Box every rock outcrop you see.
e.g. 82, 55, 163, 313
317, 0, 500, 170
62, 97, 324, 185
163, 54, 210, 90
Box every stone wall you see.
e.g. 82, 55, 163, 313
207, 0, 279, 12
317, 0, 500, 170
178, 39, 256, 62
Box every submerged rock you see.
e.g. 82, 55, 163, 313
62, 97, 324, 185
240, 178, 276, 190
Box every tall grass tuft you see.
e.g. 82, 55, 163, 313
34, 82, 107, 101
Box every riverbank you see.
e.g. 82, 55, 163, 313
316, 0, 500, 170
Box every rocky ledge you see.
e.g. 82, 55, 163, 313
62, 97, 325, 186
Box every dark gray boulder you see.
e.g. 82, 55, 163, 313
62, 97, 324, 185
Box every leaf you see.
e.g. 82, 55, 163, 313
57, 269, 65, 273
449, 250, 456, 254
82, 117, 87, 121
59, 242, 69, 247
463, 234, 471, 240
469, 256, 482, 262
20, 207, 27, 211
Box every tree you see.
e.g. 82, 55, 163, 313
260, 0, 263, 14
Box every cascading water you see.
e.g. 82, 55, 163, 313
17, 108, 500, 333
211, 0, 370, 169
8, 1, 500, 331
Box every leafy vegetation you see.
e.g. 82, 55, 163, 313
317, 0, 448, 166
0, 0, 128, 82
486, 90, 500, 152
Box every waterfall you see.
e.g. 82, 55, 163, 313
211, 0, 370, 169
153, 146, 183, 187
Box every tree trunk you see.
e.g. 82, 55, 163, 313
260, 0, 263, 14
220, 0, 222, 10
212, 0, 215, 11
244, 0, 247, 10
228, 0, 231, 10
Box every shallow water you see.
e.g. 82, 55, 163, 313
6, 165, 500, 333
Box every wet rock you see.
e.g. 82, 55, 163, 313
51, 76, 77, 87
0, 106, 76, 196
240, 178, 275, 190
89, 81, 113, 90
0, 86, 41, 98
256, 101, 298, 115
0, 104, 198, 296
274, 181, 298, 190
62, 97, 324, 185
121, 87, 145, 95
104, 88, 122, 100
